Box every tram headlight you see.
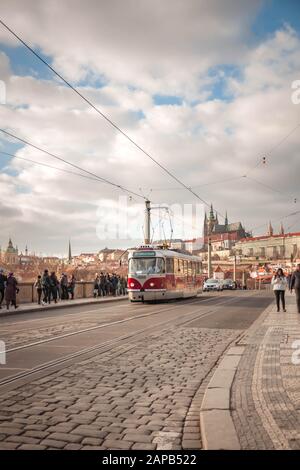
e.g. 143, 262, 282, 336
150, 282, 155, 287
130, 282, 135, 287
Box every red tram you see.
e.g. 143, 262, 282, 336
127, 246, 202, 302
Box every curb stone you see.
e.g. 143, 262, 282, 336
199, 297, 276, 450
200, 345, 244, 450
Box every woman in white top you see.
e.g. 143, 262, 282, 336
271, 268, 287, 312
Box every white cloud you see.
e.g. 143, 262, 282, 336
0, 2, 299, 254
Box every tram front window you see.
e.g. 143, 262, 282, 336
129, 258, 165, 275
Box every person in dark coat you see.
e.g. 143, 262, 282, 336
290, 264, 300, 313
49, 272, 58, 303
42, 269, 51, 304
99, 272, 106, 297
69, 274, 76, 300
5, 272, 18, 310
111, 274, 118, 296
60, 273, 69, 300
0, 269, 7, 309
34, 275, 43, 305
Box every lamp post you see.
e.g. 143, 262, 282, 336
207, 228, 212, 278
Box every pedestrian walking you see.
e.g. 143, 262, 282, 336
42, 269, 51, 304
111, 274, 118, 296
271, 268, 287, 312
99, 272, 106, 297
60, 273, 69, 300
290, 264, 300, 313
69, 274, 76, 300
50, 272, 58, 303
105, 274, 111, 296
93, 275, 99, 298
120, 276, 127, 296
5, 272, 18, 310
0, 268, 7, 309
34, 275, 43, 305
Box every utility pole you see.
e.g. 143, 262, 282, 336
207, 228, 212, 278
144, 200, 151, 245
233, 253, 236, 282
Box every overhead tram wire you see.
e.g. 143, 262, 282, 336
0, 150, 106, 183
0, 128, 145, 201
246, 209, 300, 235
2, 20, 299, 223
0, 18, 225, 220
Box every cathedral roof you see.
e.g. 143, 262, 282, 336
212, 222, 243, 233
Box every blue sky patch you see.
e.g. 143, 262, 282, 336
153, 94, 183, 106
0, 44, 54, 80
252, 0, 300, 39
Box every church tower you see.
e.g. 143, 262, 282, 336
279, 222, 284, 235
208, 204, 217, 234
203, 211, 208, 237
267, 221, 274, 237
225, 211, 228, 229
68, 240, 72, 264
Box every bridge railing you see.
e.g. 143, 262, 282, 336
15, 282, 96, 304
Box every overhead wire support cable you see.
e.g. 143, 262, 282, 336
0, 18, 225, 219
0, 128, 145, 201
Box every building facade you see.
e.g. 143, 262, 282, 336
3, 238, 19, 265
235, 224, 300, 261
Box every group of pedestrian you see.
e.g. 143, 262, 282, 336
271, 264, 300, 313
0, 269, 19, 310
93, 272, 127, 298
35, 270, 76, 305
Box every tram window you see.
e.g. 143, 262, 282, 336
188, 262, 192, 276
179, 259, 184, 273
129, 257, 165, 275
175, 258, 180, 272
166, 258, 174, 273
183, 260, 187, 274
191, 262, 195, 276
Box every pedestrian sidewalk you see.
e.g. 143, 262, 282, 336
0, 295, 128, 318
200, 293, 300, 450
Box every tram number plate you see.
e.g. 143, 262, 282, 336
133, 251, 156, 257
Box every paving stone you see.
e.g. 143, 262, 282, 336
132, 443, 156, 450
123, 433, 153, 444
181, 439, 201, 449
48, 432, 83, 444
103, 439, 133, 450
40, 439, 67, 449
18, 444, 47, 450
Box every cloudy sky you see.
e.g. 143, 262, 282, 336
0, 0, 299, 256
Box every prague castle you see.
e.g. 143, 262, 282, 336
203, 204, 249, 251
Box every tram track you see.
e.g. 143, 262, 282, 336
0, 292, 258, 390
1, 293, 242, 351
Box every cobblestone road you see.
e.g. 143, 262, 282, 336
0, 326, 239, 450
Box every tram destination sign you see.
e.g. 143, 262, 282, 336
133, 251, 156, 257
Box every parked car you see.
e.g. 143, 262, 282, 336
203, 278, 223, 292
222, 279, 236, 290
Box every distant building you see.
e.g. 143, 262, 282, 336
184, 238, 203, 253
235, 223, 300, 261
98, 248, 116, 262
4, 238, 19, 265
